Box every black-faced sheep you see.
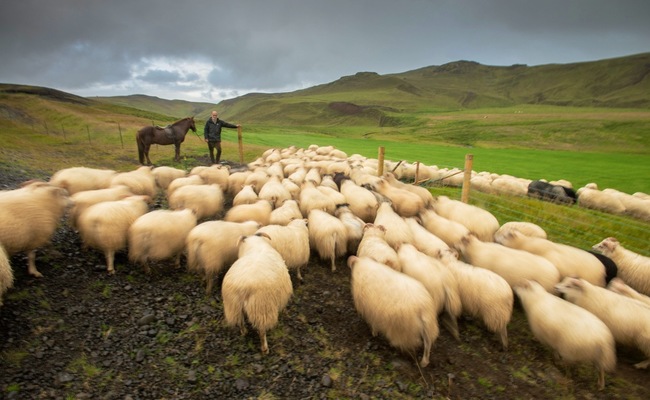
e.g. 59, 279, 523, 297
49, 166, 116, 195
455, 234, 561, 293
256, 219, 310, 281
515, 280, 615, 390
592, 237, 650, 296
222, 234, 293, 354
0, 181, 71, 277
527, 180, 577, 205
128, 208, 197, 272
307, 209, 348, 272
348, 256, 439, 367
555, 277, 650, 370
185, 220, 261, 294
436, 248, 512, 350
495, 230, 606, 287
77, 195, 150, 275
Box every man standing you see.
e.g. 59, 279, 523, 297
203, 110, 240, 164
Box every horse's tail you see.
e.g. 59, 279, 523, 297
136, 130, 145, 164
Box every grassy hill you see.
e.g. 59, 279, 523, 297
1, 53, 649, 193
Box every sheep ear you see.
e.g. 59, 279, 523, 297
256, 232, 272, 241
236, 235, 247, 247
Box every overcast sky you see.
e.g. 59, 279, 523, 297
1, 0, 648, 103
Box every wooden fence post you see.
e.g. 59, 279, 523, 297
118, 123, 124, 149
377, 146, 385, 176
461, 154, 474, 203
237, 126, 244, 164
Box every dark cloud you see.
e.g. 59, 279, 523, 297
1, 0, 648, 101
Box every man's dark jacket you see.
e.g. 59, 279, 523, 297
204, 118, 237, 142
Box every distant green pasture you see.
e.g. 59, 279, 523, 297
240, 125, 649, 194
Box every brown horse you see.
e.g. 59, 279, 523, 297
136, 116, 197, 165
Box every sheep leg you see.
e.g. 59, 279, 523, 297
173, 254, 181, 269
142, 261, 151, 274
106, 251, 115, 275
259, 330, 269, 354
419, 326, 432, 368
441, 313, 460, 341
330, 257, 336, 272
498, 327, 508, 351
205, 274, 214, 295
27, 250, 43, 278
597, 366, 606, 390
296, 267, 303, 282
634, 359, 650, 369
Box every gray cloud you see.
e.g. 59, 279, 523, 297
1, 0, 648, 102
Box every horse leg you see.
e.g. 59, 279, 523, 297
174, 144, 181, 162
144, 144, 153, 165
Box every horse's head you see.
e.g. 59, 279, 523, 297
189, 116, 196, 132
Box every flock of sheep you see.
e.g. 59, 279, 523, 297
1, 143, 650, 391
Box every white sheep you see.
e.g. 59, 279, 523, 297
226, 170, 252, 197
166, 174, 204, 198
256, 219, 310, 281
348, 256, 439, 367
232, 184, 259, 206
494, 221, 547, 240
281, 178, 301, 200
77, 195, 150, 275
307, 209, 347, 272
555, 277, 650, 370
128, 208, 197, 272
495, 230, 606, 287
258, 175, 291, 209
269, 199, 303, 226
185, 220, 261, 294
373, 202, 414, 249
455, 233, 561, 292
49, 166, 116, 195
0, 181, 71, 277
436, 248, 512, 350
356, 224, 401, 272
222, 233, 293, 354
397, 244, 462, 341
405, 217, 450, 258
224, 200, 273, 226
0, 244, 13, 306
515, 279, 616, 390
339, 178, 379, 223
334, 203, 365, 254
152, 166, 186, 191
607, 278, 650, 308
418, 208, 470, 248
110, 166, 157, 198
593, 237, 650, 296
577, 187, 626, 215
299, 180, 336, 217
431, 196, 499, 242
370, 178, 425, 218
168, 183, 225, 220
190, 164, 230, 187
383, 172, 434, 208
69, 185, 134, 229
